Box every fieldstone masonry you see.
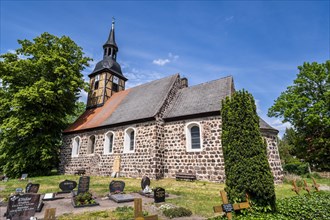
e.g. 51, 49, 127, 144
60, 116, 283, 183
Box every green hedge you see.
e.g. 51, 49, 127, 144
283, 162, 309, 175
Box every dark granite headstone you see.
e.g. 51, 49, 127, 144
25, 183, 40, 193
59, 180, 77, 193
6, 193, 40, 219
109, 180, 125, 194
141, 176, 151, 190
77, 176, 90, 194
109, 194, 134, 203
154, 187, 165, 203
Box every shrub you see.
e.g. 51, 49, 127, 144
163, 207, 192, 219
208, 191, 330, 220
74, 192, 96, 206
220, 90, 276, 211
283, 162, 309, 175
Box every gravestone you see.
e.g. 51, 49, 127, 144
25, 183, 40, 193
109, 194, 135, 203
77, 176, 90, 194
59, 179, 77, 193
113, 156, 121, 172
16, 188, 23, 193
109, 180, 125, 194
154, 187, 165, 203
6, 193, 40, 220
141, 176, 151, 190
20, 173, 28, 180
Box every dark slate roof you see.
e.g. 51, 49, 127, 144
64, 74, 179, 133
90, 57, 124, 77
164, 76, 234, 119
259, 117, 278, 133
102, 74, 178, 125
104, 25, 117, 49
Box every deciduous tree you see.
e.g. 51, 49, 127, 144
268, 61, 330, 171
0, 33, 91, 177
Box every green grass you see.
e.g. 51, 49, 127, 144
1, 175, 329, 218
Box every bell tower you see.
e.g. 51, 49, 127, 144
87, 18, 127, 109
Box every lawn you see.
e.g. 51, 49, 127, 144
0, 175, 329, 219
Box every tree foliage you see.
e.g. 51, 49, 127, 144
0, 33, 91, 177
268, 61, 330, 171
221, 90, 276, 211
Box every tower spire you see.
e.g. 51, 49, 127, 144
103, 17, 118, 60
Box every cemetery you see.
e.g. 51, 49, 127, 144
0, 174, 329, 219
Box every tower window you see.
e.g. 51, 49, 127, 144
112, 83, 118, 92
94, 75, 100, 90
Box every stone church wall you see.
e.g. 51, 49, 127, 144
60, 121, 160, 179
163, 116, 226, 182
60, 116, 283, 183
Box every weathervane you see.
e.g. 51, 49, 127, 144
112, 17, 115, 29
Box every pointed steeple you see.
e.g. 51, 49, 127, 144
103, 17, 118, 60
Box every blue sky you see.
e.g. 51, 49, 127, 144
1, 1, 329, 137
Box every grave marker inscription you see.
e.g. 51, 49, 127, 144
6, 193, 40, 220
154, 187, 165, 203
59, 180, 77, 193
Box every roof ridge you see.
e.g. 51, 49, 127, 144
182, 75, 233, 90
127, 73, 179, 90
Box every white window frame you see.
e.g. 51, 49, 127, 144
124, 127, 136, 153
87, 135, 96, 155
185, 122, 203, 152
71, 136, 81, 157
104, 131, 115, 154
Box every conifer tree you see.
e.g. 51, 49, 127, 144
221, 90, 276, 211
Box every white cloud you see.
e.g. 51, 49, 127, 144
152, 52, 179, 66
122, 62, 166, 88
153, 59, 170, 66
255, 99, 262, 114
225, 16, 234, 21
266, 118, 292, 138
168, 52, 179, 61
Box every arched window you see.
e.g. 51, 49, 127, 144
71, 136, 81, 157
104, 131, 115, 154
185, 122, 203, 152
88, 135, 96, 154
124, 127, 135, 153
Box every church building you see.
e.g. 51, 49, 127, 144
59, 21, 283, 183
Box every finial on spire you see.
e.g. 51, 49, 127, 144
112, 17, 115, 30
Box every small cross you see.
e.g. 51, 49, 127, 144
311, 177, 320, 191
303, 180, 311, 194
134, 198, 158, 220
291, 179, 301, 195
213, 190, 250, 220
